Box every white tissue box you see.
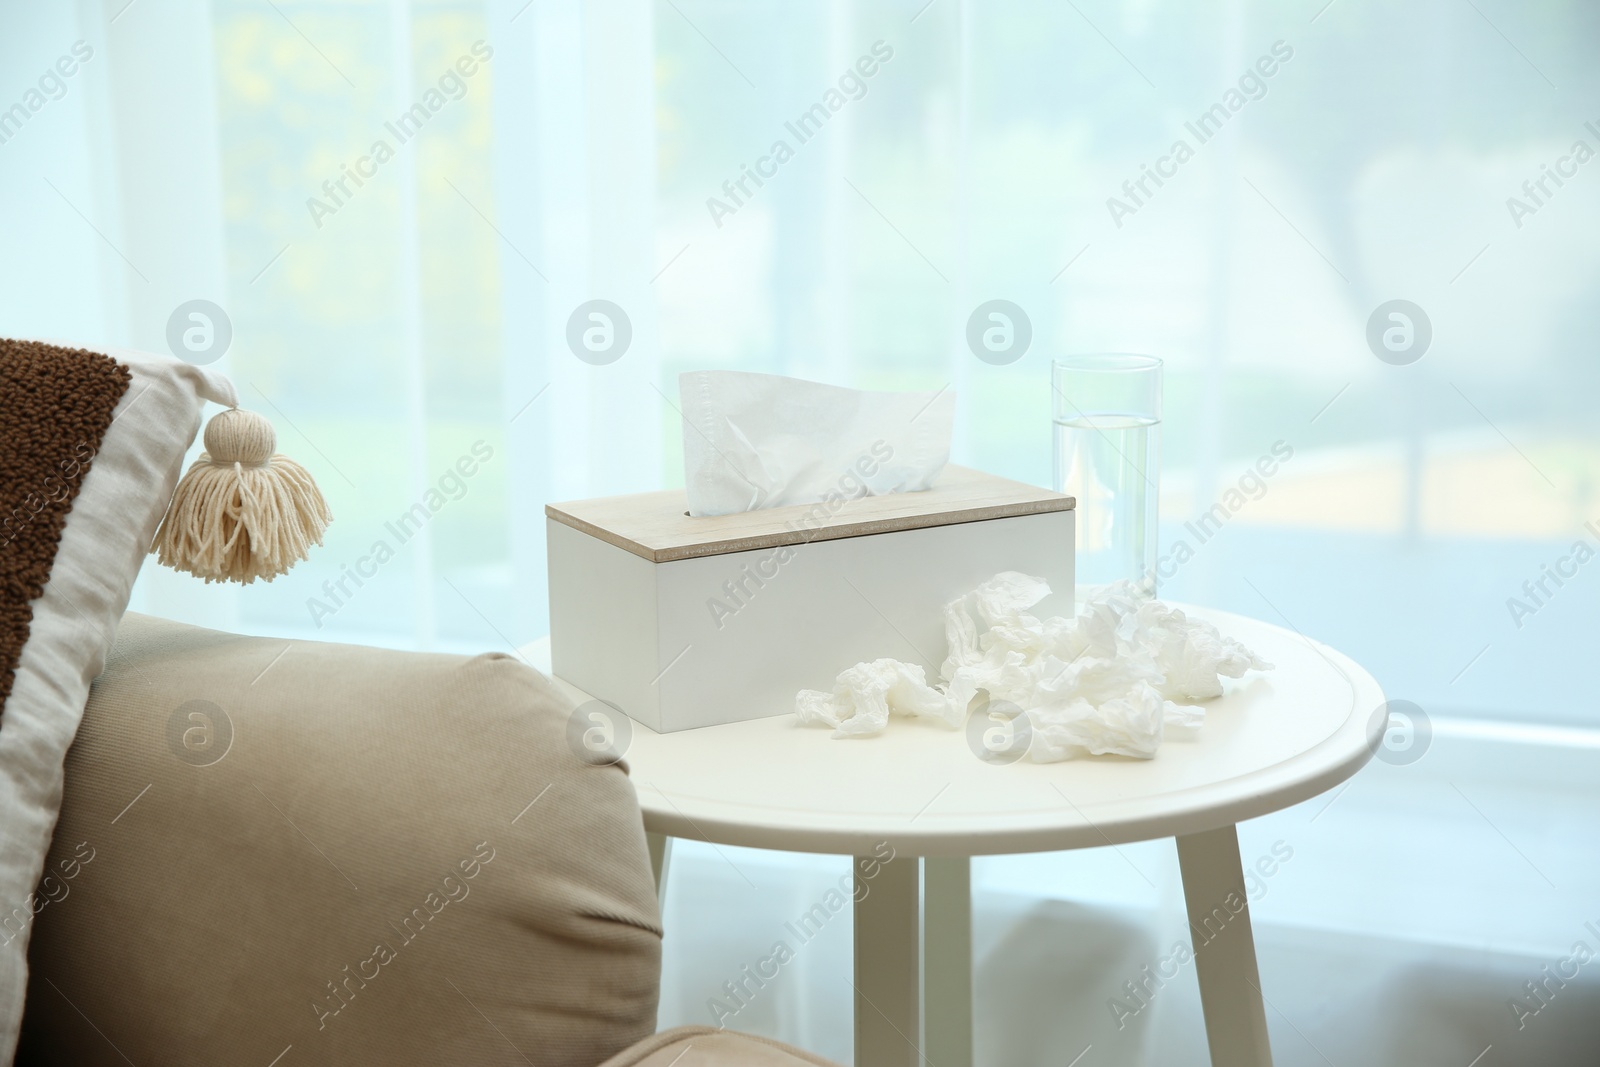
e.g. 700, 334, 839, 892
546, 465, 1075, 733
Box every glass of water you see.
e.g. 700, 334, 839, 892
1052, 354, 1163, 598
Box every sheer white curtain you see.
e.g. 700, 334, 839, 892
3, 0, 240, 629
490, 0, 663, 642
7, 0, 1595, 714
8, 0, 662, 653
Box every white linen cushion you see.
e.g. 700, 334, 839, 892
0, 341, 232, 1064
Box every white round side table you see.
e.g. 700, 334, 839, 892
524, 606, 1383, 1067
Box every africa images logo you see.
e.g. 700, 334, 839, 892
0, 40, 93, 148
305, 41, 493, 229
705, 41, 894, 228
1105, 40, 1294, 229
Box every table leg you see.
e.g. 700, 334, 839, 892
646, 831, 672, 911
1176, 825, 1274, 1067
855, 852, 921, 1067
923, 856, 973, 1067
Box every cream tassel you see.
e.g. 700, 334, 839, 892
153, 407, 332, 584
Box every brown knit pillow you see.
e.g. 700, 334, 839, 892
0, 340, 128, 716
0, 339, 233, 1061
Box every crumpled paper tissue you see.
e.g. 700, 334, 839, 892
794, 574, 1272, 760
680, 370, 955, 517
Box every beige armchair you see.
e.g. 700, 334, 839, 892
16, 613, 840, 1066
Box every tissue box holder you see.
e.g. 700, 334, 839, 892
546, 465, 1075, 733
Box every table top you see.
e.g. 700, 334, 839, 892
522, 606, 1383, 858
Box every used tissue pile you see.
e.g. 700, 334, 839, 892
794, 573, 1272, 761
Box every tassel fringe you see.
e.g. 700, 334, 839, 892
152, 407, 332, 584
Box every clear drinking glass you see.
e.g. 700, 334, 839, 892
1051, 354, 1163, 598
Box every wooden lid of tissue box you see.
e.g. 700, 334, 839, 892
545, 465, 1075, 563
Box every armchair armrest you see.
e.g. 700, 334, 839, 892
19, 613, 661, 1066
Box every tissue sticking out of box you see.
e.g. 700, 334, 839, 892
680, 370, 956, 517
794, 575, 1273, 761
